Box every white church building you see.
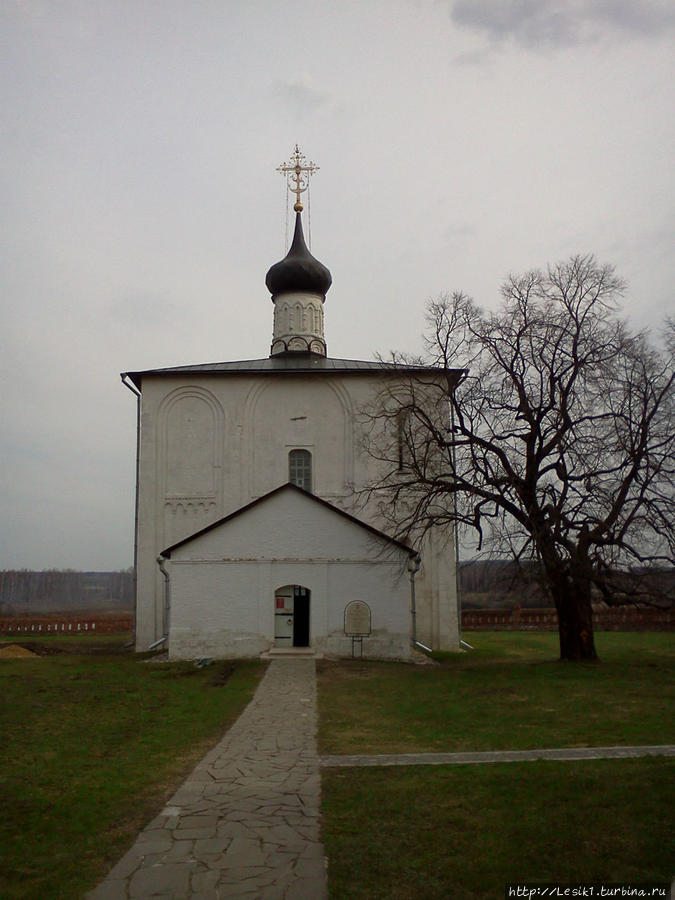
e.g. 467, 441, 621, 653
122, 149, 462, 660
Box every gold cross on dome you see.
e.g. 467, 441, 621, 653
277, 145, 319, 212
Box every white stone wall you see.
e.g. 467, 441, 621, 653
133, 370, 459, 654
166, 488, 411, 660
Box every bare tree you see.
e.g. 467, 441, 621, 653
364, 256, 674, 660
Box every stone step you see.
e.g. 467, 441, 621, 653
260, 647, 322, 659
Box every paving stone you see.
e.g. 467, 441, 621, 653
229, 797, 273, 812
129, 851, 164, 867
216, 821, 260, 841
299, 840, 328, 859
223, 836, 268, 868
256, 887, 288, 900
286, 874, 328, 900
213, 864, 271, 881
251, 863, 296, 887
171, 827, 216, 841
183, 772, 214, 784
177, 801, 219, 814
294, 856, 328, 879
160, 806, 181, 817
127, 838, 174, 856
293, 823, 321, 841
135, 828, 170, 843
190, 870, 220, 893
87, 878, 129, 900
192, 837, 228, 858
319, 744, 675, 768
105, 850, 143, 880
220, 809, 250, 822
129, 862, 195, 897
176, 814, 220, 828
215, 886, 263, 899
264, 823, 309, 847
161, 841, 196, 862
263, 849, 298, 865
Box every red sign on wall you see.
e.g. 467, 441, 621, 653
276, 597, 285, 609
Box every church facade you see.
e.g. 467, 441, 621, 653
123, 153, 462, 659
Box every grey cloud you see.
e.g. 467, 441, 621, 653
443, 222, 476, 246
450, 0, 675, 48
276, 72, 332, 112
107, 292, 181, 327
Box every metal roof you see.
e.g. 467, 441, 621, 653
122, 355, 465, 390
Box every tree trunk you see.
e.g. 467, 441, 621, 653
553, 578, 598, 661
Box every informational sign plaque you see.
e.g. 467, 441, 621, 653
344, 600, 372, 636
344, 601, 371, 658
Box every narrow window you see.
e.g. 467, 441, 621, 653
289, 449, 312, 491
397, 410, 408, 471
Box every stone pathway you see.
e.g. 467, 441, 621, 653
88, 658, 326, 900
320, 744, 675, 768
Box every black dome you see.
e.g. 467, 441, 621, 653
265, 212, 332, 298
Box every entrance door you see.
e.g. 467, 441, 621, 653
274, 584, 310, 648
274, 586, 294, 647
293, 585, 310, 647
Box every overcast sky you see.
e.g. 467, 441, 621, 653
2, 0, 673, 570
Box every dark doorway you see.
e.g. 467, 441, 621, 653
293, 585, 310, 647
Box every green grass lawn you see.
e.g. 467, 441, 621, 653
319, 632, 675, 899
322, 758, 674, 900
317, 631, 675, 754
0, 638, 264, 900
1, 632, 672, 900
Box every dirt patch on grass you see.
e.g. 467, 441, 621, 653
61, 640, 135, 656
0, 639, 134, 656
318, 660, 374, 678
0, 641, 68, 656
0, 644, 40, 659
211, 662, 235, 687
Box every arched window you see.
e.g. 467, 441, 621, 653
289, 449, 312, 492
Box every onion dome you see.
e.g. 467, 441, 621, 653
265, 212, 332, 298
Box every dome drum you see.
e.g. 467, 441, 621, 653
270, 336, 327, 355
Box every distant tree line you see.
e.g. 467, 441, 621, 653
459, 560, 674, 611
0, 570, 134, 615
459, 561, 547, 608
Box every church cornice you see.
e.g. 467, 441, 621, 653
122, 358, 466, 390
